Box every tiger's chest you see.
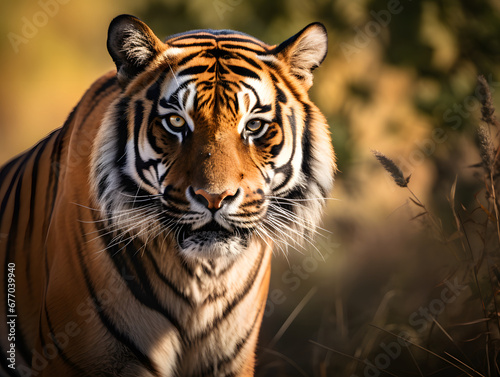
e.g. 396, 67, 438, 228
66, 237, 271, 377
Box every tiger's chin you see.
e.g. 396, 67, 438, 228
177, 224, 252, 259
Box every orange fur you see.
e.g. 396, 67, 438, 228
0, 15, 334, 377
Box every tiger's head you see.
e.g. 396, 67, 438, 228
91, 15, 335, 260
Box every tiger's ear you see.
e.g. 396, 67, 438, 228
274, 23, 328, 90
107, 15, 164, 86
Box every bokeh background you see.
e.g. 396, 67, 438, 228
2, 0, 500, 376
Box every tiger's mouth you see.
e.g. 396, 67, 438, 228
181, 221, 233, 243
177, 221, 253, 257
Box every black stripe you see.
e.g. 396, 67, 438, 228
76, 219, 160, 376
232, 93, 239, 116
276, 85, 287, 104
300, 105, 314, 181
3, 164, 35, 365
253, 104, 272, 114
145, 73, 165, 102
113, 97, 130, 171
178, 65, 209, 77
158, 162, 174, 186
92, 75, 118, 99
159, 98, 170, 109
93, 213, 183, 332
262, 59, 279, 71
0, 155, 23, 187
234, 53, 263, 70
233, 199, 265, 209
44, 102, 76, 228
124, 244, 183, 330
170, 34, 217, 42
25, 135, 52, 235
162, 190, 189, 206
0, 74, 118, 376
145, 253, 194, 307
148, 128, 168, 156
110, 247, 183, 330
160, 79, 197, 109
267, 62, 304, 104
268, 100, 284, 158
171, 42, 214, 48
75, 74, 117, 137
181, 89, 190, 109
179, 258, 195, 278
189, 247, 265, 343
24, 136, 52, 291
0, 145, 38, 224
272, 108, 297, 193
220, 44, 266, 54
176, 51, 204, 67
1, 150, 34, 348
217, 36, 267, 48
170, 33, 266, 50
44, 303, 86, 374
96, 174, 109, 201
45, 129, 64, 212
211, 258, 237, 279
227, 65, 260, 80
133, 100, 155, 189
300, 104, 328, 197
227, 211, 263, 219
37, 318, 47, 358
218, 80, 240, 93
206, 63, 216, 74
240, 82, 261, 105
201, 298, 266, 376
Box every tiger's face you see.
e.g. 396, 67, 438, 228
92, 16, 335, 260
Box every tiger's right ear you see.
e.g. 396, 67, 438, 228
107, 15, 165, 86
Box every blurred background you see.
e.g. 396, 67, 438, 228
2, 0, 500, 375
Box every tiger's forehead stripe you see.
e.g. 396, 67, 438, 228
167, 30, 270, 53
154, 36, 280, 119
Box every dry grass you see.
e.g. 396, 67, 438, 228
257, 76, 500, 377
349, 75, 500, 376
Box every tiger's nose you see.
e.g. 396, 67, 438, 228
192, 187, 237, 210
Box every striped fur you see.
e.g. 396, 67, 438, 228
0, 15, 335, 377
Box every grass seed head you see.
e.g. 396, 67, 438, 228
372, 150, 410, 188
477, 75, 499, 129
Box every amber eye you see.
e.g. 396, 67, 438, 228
168, 114, 186, 129
246, 119, 263, 132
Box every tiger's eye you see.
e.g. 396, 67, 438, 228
169, 115, 186, 128
246, 119, 262, 132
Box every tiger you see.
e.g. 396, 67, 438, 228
0, 14, 335, 377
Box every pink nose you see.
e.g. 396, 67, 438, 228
194, 189, 236, 209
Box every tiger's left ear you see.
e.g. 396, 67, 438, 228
107, 14, 165, 86
274, 23, 328, 90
